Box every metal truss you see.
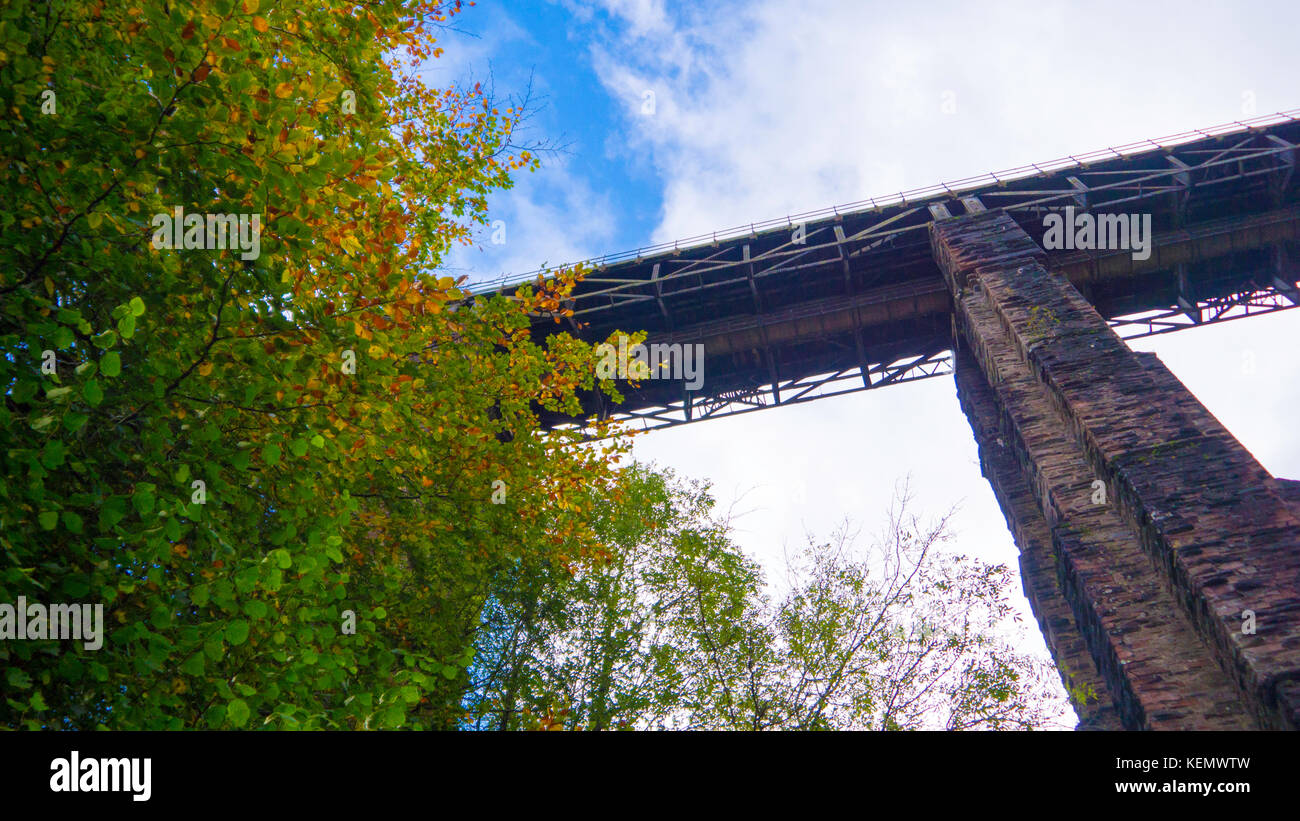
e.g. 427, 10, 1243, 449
560, 348, 953, 433
1109, 285, 1299, 339
471, 109, 1300, 315
484, 108, 1300, 434
551, 277, 1298, 433
478, 117, 1299, 347
552, 215, 930, 320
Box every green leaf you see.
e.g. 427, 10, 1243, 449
63, 411, 89, 432
226, 698, 250, 728
205, 705, 226, 728
38, 511, 58, 531
381, 705, 406, 729
98, 497, 127, 531
6, 669, 32, 690
181, 653, 205, 676
41, 439, 65, 468
61, 511, 84, 534
130, 296, 146, 316
11, 380, 37, 404
290, 438, 308, 458
204, 638, 224, 661
234, 567, 259, 593
261, 442, 281, 466
82, 378, 103, 406
151, 606, 171, 629
117, 312, 136, 340
131, 486, 156, 515
92, 329, 118, 349
62, 576, 90, 597
225, 620, 250, 645
100, 351, 121, 378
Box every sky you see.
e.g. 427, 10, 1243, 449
432, 0, 1300, 717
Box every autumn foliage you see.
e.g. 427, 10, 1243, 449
0, 0, 626, 728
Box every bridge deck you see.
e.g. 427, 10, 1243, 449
474, 111, 1300, 431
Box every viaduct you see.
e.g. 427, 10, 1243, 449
474, 111, 1300, 730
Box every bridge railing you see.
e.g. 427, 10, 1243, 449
467, 110, 1300, 295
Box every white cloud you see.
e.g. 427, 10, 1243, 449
443, 160, 619, 286
586, 0, 1300, 241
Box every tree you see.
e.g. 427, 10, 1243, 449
0, 0, 626, 729
466, 465, 1073, 730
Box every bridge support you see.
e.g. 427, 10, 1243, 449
932, 211, 1300, 730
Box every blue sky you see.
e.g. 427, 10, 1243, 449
431, 1, 664, 280
431, 0, 1300, 722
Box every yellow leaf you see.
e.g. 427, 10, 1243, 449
87, 212, 103, 229
241, 0, 260, 12
198, 362, 214, 376
202, 14, 221, 30
274, 82, 294, 98
252, 16, 269, 32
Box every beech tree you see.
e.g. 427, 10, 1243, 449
0, 0, 627, 729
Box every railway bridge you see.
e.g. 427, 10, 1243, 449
475, 111, 1300, 730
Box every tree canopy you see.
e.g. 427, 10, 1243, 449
1, 0, 626, 730
465, 465, 1073, 730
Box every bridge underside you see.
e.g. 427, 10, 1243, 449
935, 211, 1300, 730
496, 114, 1300, 728
506, 113, 1300, 432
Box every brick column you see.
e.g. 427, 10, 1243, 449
932, 210, 1300, 730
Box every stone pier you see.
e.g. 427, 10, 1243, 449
932, 210, 1300, 730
